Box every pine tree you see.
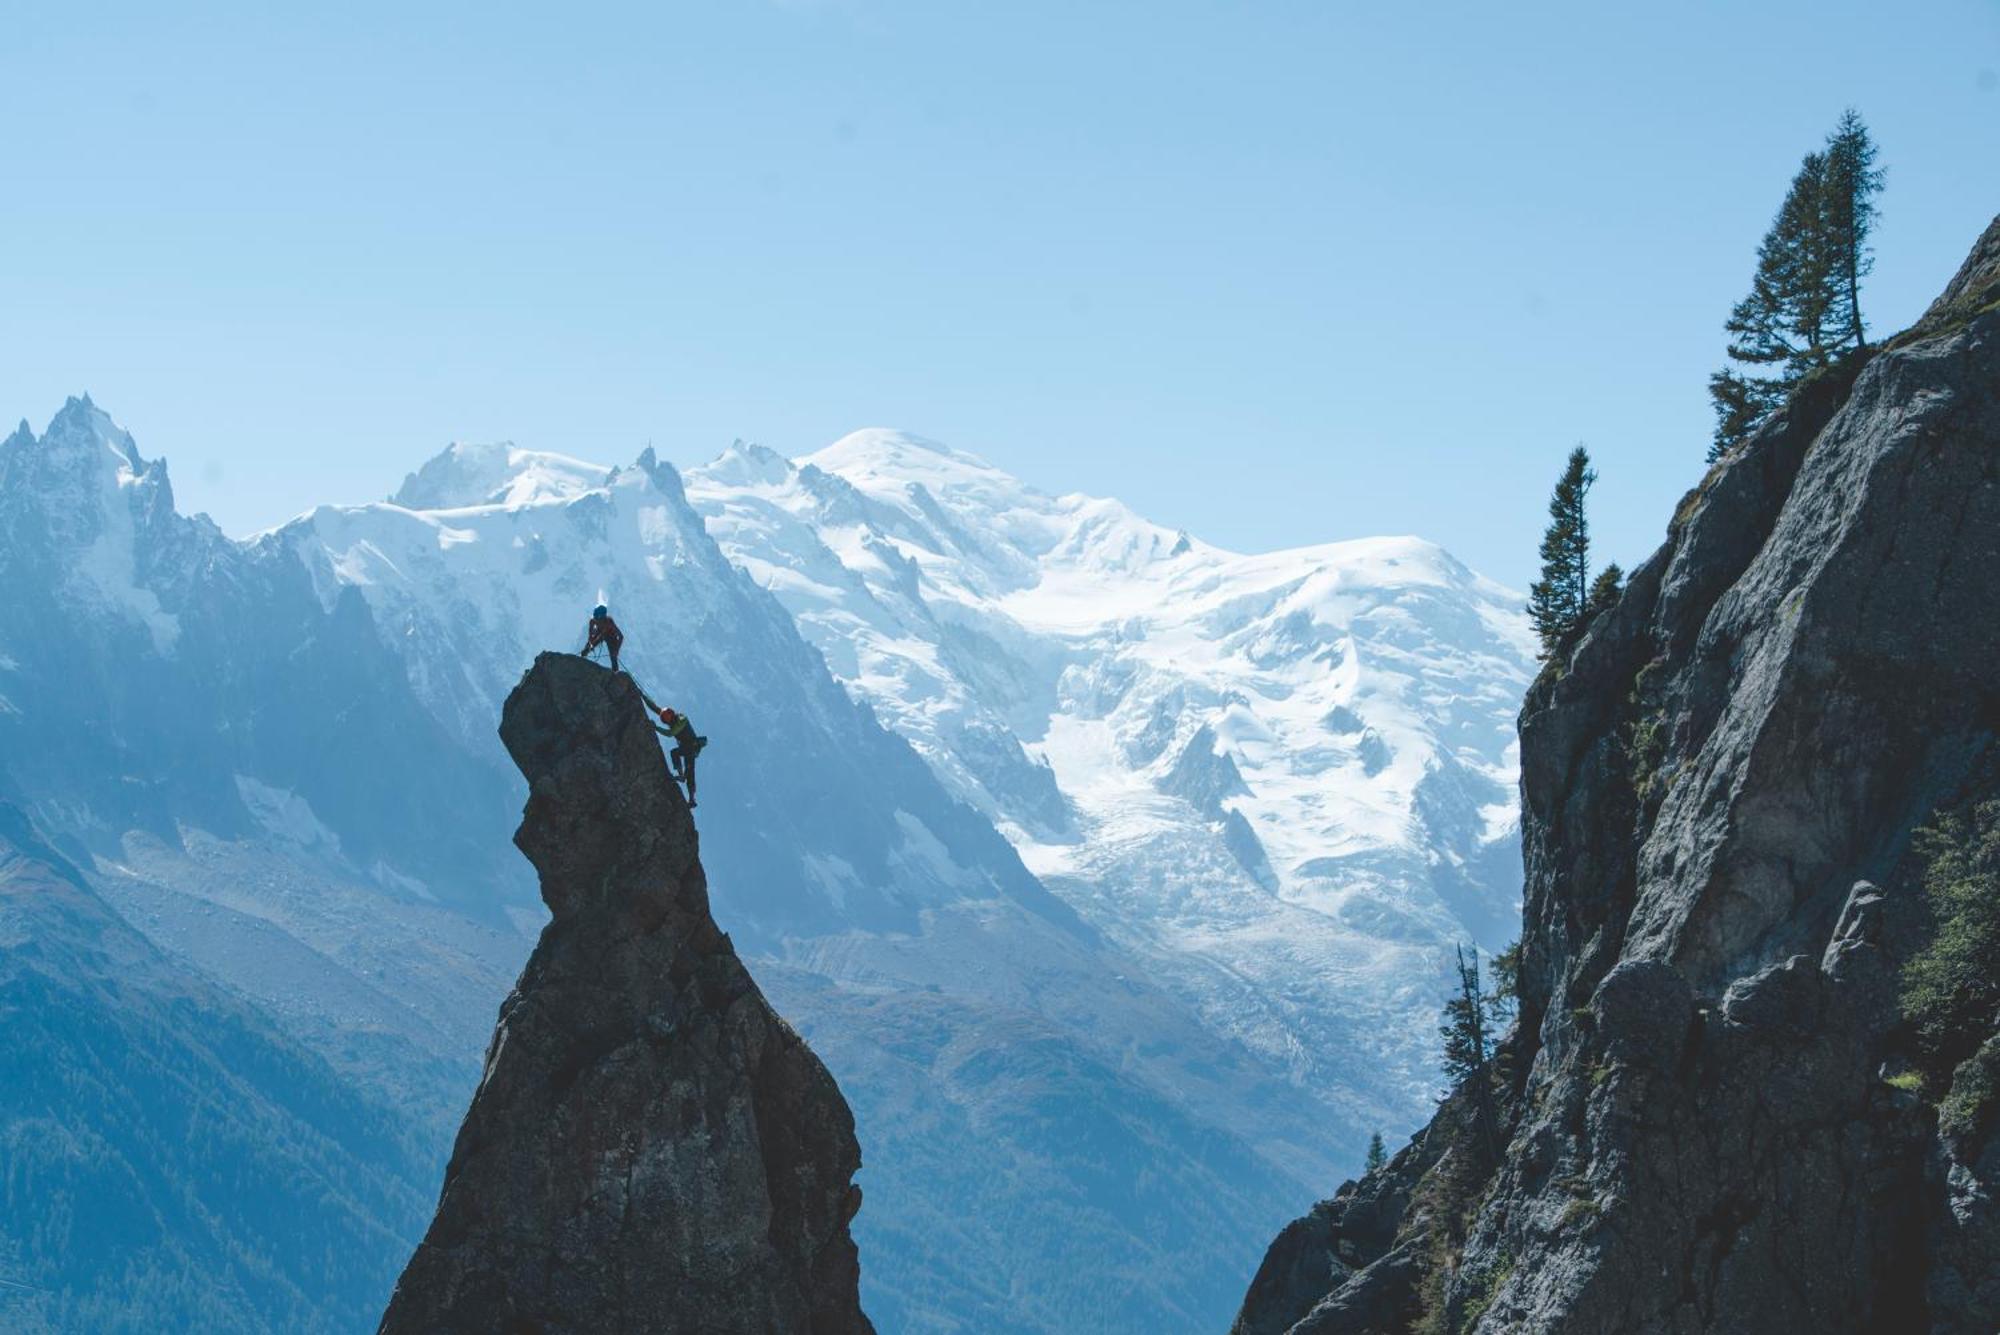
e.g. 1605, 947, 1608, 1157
1708, 112, 1885, 459
1823, 108, 1884, 349
1707, 368, 1781, 463
1439, 944, 1501, 1156
1724, 150, 1837, 382
1364, 1130, 1387, 1174
1439, 945, 1491, 1089
1526, 445, 1595, 656
1491, 939, 1522, 1005
1586, 563, 1624, 619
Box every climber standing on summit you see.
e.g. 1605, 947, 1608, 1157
581, 603, 624, 673
653, 706, 704, 808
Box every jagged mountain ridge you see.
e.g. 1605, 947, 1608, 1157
276, 441, 1067, 945
0, 396, 539, 1120
0, 400, 551, 1330
0, 398, 525, 914
1233, 214, 2000, 1334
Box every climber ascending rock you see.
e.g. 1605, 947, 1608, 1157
581, 602, 624, 672
652, 705, 705, 808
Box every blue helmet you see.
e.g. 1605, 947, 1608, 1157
593, 603, 609, 618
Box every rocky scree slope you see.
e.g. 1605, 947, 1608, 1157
379, 654, 871, 1335
1233, 215, 2000, 1333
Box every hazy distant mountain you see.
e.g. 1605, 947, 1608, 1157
0, 804, 430, 1333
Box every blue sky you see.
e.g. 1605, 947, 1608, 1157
4, 1, 1995, 588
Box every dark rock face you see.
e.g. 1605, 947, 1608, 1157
379, 653, 872, 1335
1233, 215, 2000, 1333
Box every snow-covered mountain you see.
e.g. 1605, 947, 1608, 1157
0, 399, 530, 1330
0, 400, 1535, 1333
277, 442, 1067, 945
685, 430, 1535, 1105
276, 432, 1377, 1328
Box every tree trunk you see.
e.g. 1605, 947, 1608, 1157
1849, 253, 1866, 347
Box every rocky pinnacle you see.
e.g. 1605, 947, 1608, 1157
378, 653, 872, 1335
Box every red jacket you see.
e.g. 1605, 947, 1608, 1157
584, 615, 624, 651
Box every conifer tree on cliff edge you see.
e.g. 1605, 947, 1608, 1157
1527, 444, 1595, 656
1709, 109, 1884, 460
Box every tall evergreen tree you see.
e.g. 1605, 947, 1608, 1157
1823, 108, 1884, 349
1439, 944, 1501, 1156
1364, 1130, 1387, 1174
1708, 112, 1885, 459
1526, 445, 1594, 656
1439, 945, 1491, 1090
1724, 150, 1837, 381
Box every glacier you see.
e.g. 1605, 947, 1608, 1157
685, 430, 1535, 1106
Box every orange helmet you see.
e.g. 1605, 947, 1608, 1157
661, 708, 677, 724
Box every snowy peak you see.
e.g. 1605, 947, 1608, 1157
0, 396, 176, 566
689, 425, 1532, 903
787, 429, 1189, 600
700, 439, 796, 490
631, 446, 692, 505
46, 394, 144, 470
391, 441, 612, 511
800, 428, 1053, 533
803, 428, 1000, 484
686, 423, 1536, 1131
4, 394, 150, 483
278, 436, 1057, 943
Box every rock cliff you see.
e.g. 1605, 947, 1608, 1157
378, 653, 873, 1334
1234, 215, 2000, 1333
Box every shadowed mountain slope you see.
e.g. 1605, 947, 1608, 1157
0, 804, 431, 1334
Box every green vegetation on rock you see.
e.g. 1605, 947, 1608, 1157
1941, 1038, 2000, 1148
1901, 800, 2000, 1085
